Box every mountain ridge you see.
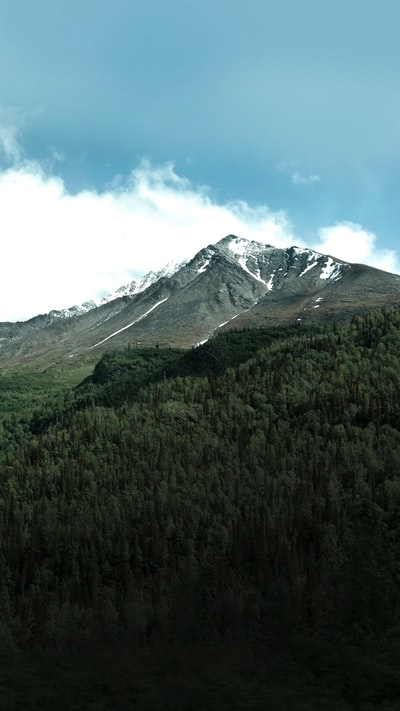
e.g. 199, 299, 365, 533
1, 234, 400, 367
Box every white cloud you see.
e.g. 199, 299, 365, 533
0, 157, 295, 321
313, 222, 400, 274
0, 129, 399, 322
292, 171, 321, 186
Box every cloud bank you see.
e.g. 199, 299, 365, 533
0, 151, 399, 322
0, 158, 294, 321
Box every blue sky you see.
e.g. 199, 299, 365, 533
0, 0, 399, 320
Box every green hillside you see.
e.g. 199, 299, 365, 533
1, 309, 400, 708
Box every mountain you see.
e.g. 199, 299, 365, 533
1, 234, 400, 367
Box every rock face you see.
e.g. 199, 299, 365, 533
1, 234, 400, 366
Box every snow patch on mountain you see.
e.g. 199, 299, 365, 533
218, 235, 277, 288
90, 297, 169, 349
320, 257, 344, 281
224, 235, 272, 259
218, 313, 240, 328
298, 259, 318, 278
226, 236, 252, 257
238, 256, 271, 287
197, 259, 211, 274
265, 273, 275, 291
104, 259, 186, 302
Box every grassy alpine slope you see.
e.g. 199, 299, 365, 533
0, 309, 400, 708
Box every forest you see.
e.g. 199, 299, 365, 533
1, 307, 400, 709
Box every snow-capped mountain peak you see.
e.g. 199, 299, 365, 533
47, 236, 350, 325
213, 235, 349, 291
2, 233, 400, 367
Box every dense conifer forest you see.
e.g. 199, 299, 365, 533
1, 307, 400, 708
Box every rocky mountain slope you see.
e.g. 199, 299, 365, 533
1, 234, 400, 367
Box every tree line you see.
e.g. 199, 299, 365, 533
0, 308, 400, 707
